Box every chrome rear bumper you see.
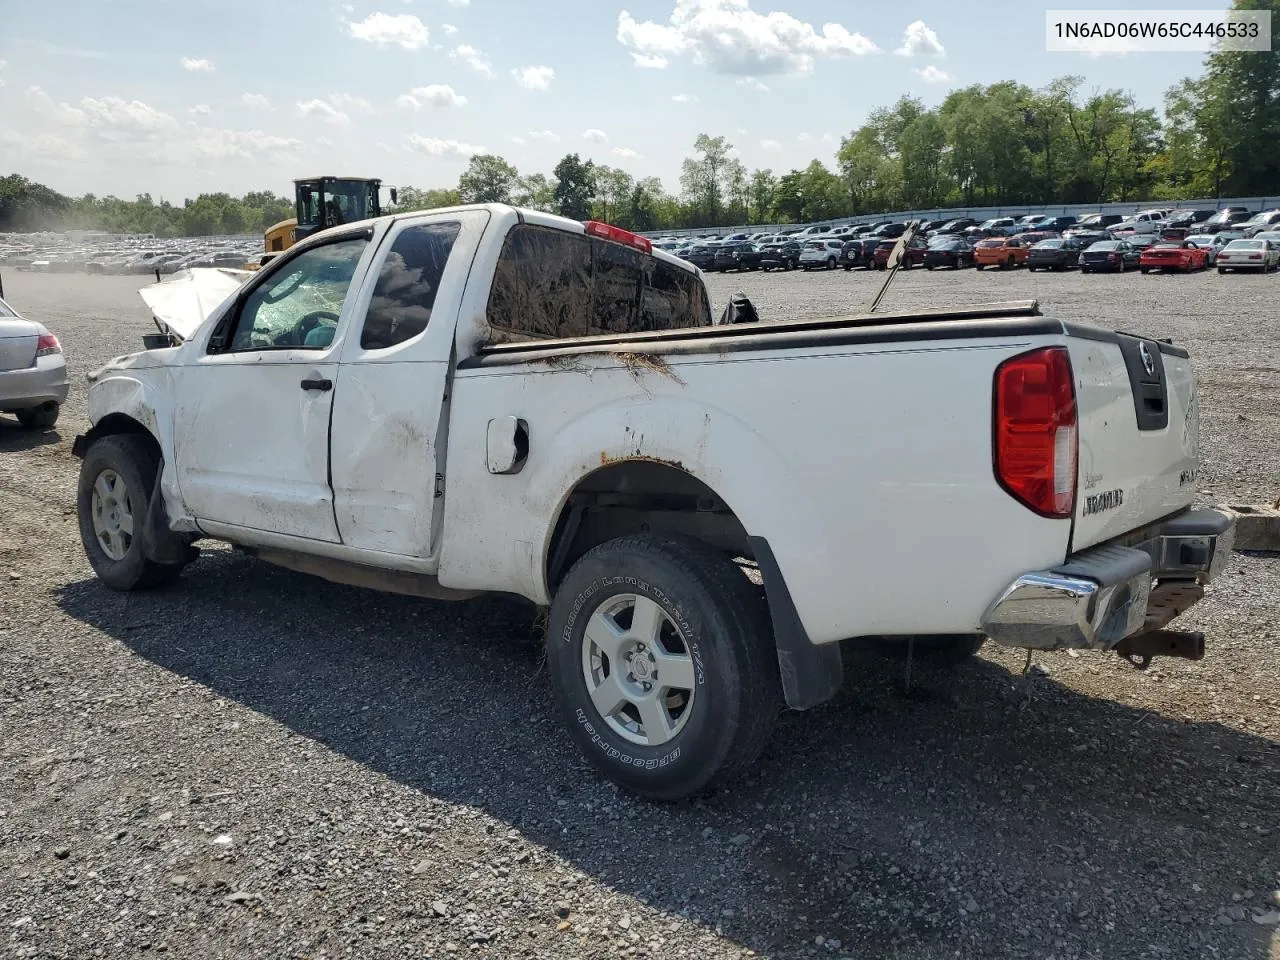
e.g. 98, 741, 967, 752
982, 508, 1235, 651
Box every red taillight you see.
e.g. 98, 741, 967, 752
36, 334, 62, 357
584, 220, 653, 254
1248, 253, 1262, 260
994, 346, 1078, 519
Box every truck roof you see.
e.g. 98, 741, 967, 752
303, 203, 703, 279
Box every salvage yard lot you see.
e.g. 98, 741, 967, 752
1, 269, 1277, 960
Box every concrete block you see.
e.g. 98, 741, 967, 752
1221, 504, 1280, 552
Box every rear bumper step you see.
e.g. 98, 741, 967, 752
982, 508, 1235, 651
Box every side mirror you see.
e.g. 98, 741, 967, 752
389, 188, 398, 206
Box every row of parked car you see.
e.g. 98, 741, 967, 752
664, 206, 1280, 278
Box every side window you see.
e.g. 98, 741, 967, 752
360, 221, 461, 350
487, 224, 710, 340
223, 236, 368, 352
487, 225, 593, 339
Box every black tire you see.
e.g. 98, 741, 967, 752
870, 634, 986, 667
546, 534, 780, 801
827, 258, 836, 270
1141, 267, 1149, 274
975, 263, 985, 271
1028, 266, 1036, 272
77, 435, 188, 591
1218, 267, 1226, 274
15, 402, 59, 430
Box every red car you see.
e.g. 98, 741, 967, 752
1139, 240, 1210, 273
871, 235, 929, 269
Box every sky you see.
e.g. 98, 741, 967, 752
0, 0, 1227, 203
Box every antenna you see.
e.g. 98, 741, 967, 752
866, 219, 922, 314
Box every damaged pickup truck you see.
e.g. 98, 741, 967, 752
73, 204, 1235, 800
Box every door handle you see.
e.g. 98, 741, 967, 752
300, 377, 332, 392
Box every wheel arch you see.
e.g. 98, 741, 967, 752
534, 412, 840, 711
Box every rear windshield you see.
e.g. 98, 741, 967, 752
1227, 240, 1263, 248
1089, 242, 1120, 250
977, 239, 1005, 248
486, 224, 711, 341
1034, 240, 1064, 249
805, 241, 825, 250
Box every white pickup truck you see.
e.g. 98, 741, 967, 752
74, 204, 1235, 801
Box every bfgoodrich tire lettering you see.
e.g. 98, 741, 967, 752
547, 535, 779, 801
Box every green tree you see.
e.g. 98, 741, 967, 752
593, 165, 635, 224
457, 155, 520, 204
679, 134, 733, 225
396, 186, 463, 210
747, 169, 778, 223
513, 173, 556, 212
552, 153, 596, 220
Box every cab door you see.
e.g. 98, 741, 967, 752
172, 230, 377, 542
329, 209, 491, 560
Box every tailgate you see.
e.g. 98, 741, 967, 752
0, 320, 38, 372
1067, 333, 1198, 549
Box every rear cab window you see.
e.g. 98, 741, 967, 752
486, 224, 712, 341
361, 222, 462, 350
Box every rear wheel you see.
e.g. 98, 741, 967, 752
15, 402, 59, 430
1141, 267, 1150, 274
975, 263, 985, 270
827, 257, 836, 270
77, 435, 189, 591
547, 535, 780, 801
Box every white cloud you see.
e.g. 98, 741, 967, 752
442, 23, 458, 35
181, 57, 215, 72
797, 131, 810, 141
241, 93, 273, 110
737, 77, 770, 92
296, 99, 350, 125
583, 128, 609, 143
760, 138, 780, 150
820, 132, 835, 142
511, 65, 554, 91
347, 12, 430, 50
446, 0, 470, 5
914, 64, 951, 83
397, 84, 467, 109
612, 146, 641, 159
450, 44, 493, 76
631, 53, 668, 68
377, 141, 394, 153
511, 135, 526, 145
188, 104, 211, 115
671, 93, 695, 103
408, 134, 487, 158
314, 136, 335, 147
895, 20, 945, 57
528, 129, 560, 143
617, 1, 879, 77
330, 92, 374, 113
193, 128, 304, 160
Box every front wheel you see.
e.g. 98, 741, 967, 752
77, 435, 189, 591
1218, 267, 1226, 274
16, 402, 59, 430
547, 535, 780, 801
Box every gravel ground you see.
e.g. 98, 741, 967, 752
1, 267, 1277, 960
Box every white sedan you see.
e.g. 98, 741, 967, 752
0, 295, 69, 430
1216, 238, 1280, 273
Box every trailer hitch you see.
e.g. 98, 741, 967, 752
1114, 630, 1205, 670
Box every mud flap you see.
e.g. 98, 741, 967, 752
141, 462, 197, 566
747, 535, 843, 710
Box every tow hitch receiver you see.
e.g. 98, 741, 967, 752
1115, 630, 1205, 670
